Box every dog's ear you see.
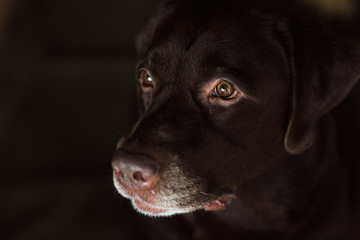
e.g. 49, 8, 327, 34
282, 17, 360, 155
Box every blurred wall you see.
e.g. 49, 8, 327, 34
0, 0, 161, 239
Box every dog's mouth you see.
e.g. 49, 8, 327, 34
132, 195, 233, 216
131, 192, 233, 216
203, 194, 233, 211
114, 175, 234, 216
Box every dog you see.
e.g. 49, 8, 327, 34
111, 0, 360, 239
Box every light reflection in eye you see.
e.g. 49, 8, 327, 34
214, 80, 236, 99
140, 71, 154, 88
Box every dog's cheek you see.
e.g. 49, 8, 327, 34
205, 103, 289, 182
210, 101, 262, 145
141, 91, 153, 110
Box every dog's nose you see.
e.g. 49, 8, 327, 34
112, 150, 159, 190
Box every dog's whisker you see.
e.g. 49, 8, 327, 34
198, 191, 218, 198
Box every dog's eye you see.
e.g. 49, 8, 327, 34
140, 71, 153, 88
214, 80, 235, 99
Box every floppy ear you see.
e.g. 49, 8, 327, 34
283, 17, 360, 155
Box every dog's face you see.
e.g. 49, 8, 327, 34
112, 0, 359, 219
112, 1, 292, 217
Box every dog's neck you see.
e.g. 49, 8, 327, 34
285, 114, 350, 239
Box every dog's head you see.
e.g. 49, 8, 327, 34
112, 0, 359, 221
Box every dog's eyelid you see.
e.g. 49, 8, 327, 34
211, 68, 255, 95
137, 66, 148, 76
136, 62, 147, 73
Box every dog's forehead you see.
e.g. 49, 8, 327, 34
139, 3, 288, 88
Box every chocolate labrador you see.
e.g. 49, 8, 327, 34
111, 0, 360, 239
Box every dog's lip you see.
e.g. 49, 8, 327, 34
133, 198, 169, 214
203, 194, 233, 211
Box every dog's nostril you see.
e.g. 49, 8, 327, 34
133, 171, 146, 182
116, 170, 124, 179
112, 163, 123, 178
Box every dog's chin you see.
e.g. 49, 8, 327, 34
131, 198, 171, 216
130, 198, 197, 217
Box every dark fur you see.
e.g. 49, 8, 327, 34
112, 0, 360, 239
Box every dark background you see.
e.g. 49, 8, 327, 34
0, 0, 161, 239
1, 1, 360, 240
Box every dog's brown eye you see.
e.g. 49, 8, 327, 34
215, 80, 235, 98
140, 71, 153, 88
